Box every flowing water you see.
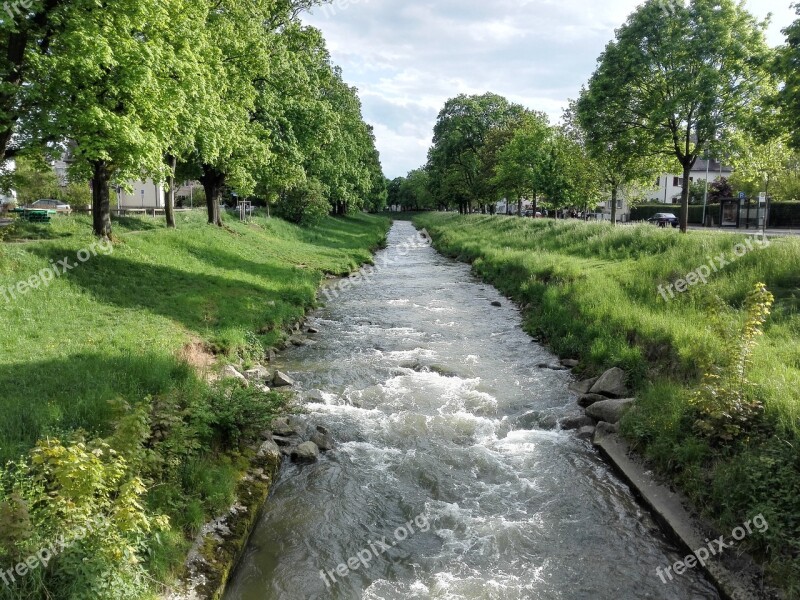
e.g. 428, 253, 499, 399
223, 221, 718, 600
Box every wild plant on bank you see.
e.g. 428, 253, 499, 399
690, 283, 774, 445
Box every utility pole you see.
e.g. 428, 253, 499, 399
702, 155, 710, 227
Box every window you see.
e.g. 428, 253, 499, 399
656, 177, 661, 187
673, 176, 681, 187
617, 200, 623, 209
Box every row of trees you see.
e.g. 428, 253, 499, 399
404, 0, 800, 231
0, 0, 386, 236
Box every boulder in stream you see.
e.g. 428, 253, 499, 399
568, 377, 599, 395
270, 417, 297, 437
310, 431, 335, 452
257, 440, 281, 463
273, 371, 295, 387
578, 393, 608, 408
589, 368, 629, 398
291, 442, 320, 463
586, 398, 636, 424
559, 415, 596, 431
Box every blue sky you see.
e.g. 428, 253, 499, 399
303, 0, 797, 179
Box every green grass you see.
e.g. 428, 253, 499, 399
414, 212, 800, 593
0, 209, 388, 465
0, 209, 389, 596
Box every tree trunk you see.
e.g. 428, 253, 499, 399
610, 187, 618, 226
200, 165, 224, 226
165, 154, 176, 229
679, 164, 692, 233
517, 197, 523, 217
91, 160, 113, 238
532, 194, 537, 217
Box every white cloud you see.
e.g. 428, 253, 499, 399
305, 0, 797, 178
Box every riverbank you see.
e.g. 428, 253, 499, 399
413, 212, 800, 596
0, 210, 390, 599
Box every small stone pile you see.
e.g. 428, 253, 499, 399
261, 417, 334, 464
560, 367, 636, 441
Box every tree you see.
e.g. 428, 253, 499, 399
494, 112, 551, 216
477, 118, 525, 214
729, 134, 792, 201
778, 5, 800, 150
23, 0, 206, 237
582, 0, 774, 232
573, 93, 661, 225
9, 155, 59, 204
398, 169, 434, 211
538, 128, 601, 216
0, 0, 69, 163
427, 93, 526, 214
186, 0, 285, 227
709, 177, 734, 203
387, 177, 404, 209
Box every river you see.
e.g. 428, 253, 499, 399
223, 221, 718, 600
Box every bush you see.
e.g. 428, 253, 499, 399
275, 179, 332, 226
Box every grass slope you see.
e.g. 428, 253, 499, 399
0, 210, 388, 465
414, 212, 800, 593
0, 210, 389, 597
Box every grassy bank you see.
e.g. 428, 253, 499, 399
414, 212, 800, 593
0, 209, 389, 598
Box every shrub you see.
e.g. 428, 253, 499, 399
690, 284, 773, 445
276, 179, 331, 226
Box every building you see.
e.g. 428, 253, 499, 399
648, 159, 733, 205
116, 179, 165, 209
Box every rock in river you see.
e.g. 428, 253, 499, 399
291, 442, 320, 463
589, 368, 629, 398
273, 371, 295, 387
586, 398, 636, 424
578, 393, 608, 408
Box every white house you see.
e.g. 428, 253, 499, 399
595, 159, 734, 222
648, 159, 733, 205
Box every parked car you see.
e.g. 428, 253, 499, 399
30, 199, 71, 213
647, 212, 680, 228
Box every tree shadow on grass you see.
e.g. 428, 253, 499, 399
26, 247, 314, 338
0, 351, 194, 465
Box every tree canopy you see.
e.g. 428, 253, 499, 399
578, 0, 774, 232
2, 0, 384, 236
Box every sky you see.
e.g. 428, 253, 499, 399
302, 0, 798, 179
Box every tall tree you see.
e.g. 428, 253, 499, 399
493, 111, 551, 216
0, 0, 68, 163
24, 0, 202, 237
778, 5, 800, 150
573, 93, 661, 225
582, 0, 773, 232
427, 93, 526, 214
